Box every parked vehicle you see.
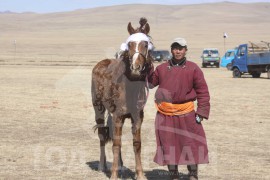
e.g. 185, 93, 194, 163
221, 49, 237, 70
231, 43, 270, 78
151, 50, 172, 62
201, 48, 220, 68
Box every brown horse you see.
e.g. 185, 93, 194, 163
91, 18, 153, 179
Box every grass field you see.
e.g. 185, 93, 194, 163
0, 2, 270, 179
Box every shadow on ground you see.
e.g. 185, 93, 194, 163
86, 161, 189, 180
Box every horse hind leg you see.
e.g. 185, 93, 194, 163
99, 112, 123, 179
93, 106, 108, 172
92, 80, 110, 172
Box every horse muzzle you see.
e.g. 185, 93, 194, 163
129, 52, 147, 74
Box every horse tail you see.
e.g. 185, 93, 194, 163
93, 111, 113, 144
106, 113, 113, 142
92, 74, 110, 144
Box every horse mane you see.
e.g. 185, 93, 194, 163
128, 17, 150, 35
137, 17, 149, 33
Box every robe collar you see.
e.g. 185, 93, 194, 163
170, 57, 186, 67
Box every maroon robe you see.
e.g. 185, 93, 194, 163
148, 60, 210, 165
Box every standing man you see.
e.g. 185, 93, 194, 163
148, 38, 210, 180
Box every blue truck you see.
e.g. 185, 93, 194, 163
231, 43, 270, 78
221, 49, 237, 70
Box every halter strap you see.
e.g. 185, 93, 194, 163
120, 33, 153, 51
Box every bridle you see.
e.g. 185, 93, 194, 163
121, 33, 152, 73
129, 50, 148, 72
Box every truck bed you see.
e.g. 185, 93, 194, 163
247, 52, 270, 65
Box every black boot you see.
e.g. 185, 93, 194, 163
168, 165, 179, 180
187, 164, 198, 180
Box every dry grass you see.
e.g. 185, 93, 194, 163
0, 2, 270, 179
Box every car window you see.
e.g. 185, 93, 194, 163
229, 51, 235, 57
151, 50, 172, 61
211, 50, 219, 54
203, 50, 209, 54
237, 46, 246, 56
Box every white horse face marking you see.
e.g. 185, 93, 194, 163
128, 41, 148, 74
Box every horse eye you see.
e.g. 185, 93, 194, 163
144, 42, 148, 48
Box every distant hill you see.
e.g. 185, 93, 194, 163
0, 10, 16, 14
0, 2, 269, 62
0, 2, 270, 31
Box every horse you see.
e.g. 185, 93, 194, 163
91, 18, 153, 179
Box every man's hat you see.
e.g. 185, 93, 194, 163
171, 38, 187, 47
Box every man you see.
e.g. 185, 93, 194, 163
148, 38, 210, 180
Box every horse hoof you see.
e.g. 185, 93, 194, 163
98, 164, 107, 172
136, 174, 147, 180
110, 173, 118, 180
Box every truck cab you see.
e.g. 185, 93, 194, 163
221, 49, 237, 70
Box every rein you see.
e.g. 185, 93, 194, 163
136, 71, 150, 110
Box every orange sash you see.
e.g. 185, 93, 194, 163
155, 101, 194, 116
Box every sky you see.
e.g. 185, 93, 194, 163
0, 0, 269, 13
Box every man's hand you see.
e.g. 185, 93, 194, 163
155, 88, 173, 103
196, 114, 203, 123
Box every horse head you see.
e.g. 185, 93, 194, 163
122, 18, 152, 77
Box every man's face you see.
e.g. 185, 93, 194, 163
171, 46, 187, 60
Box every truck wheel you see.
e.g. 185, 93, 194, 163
226, 63, 232, 70
233, 68, 241, 78
216, 63, 220, 68
267, 69, 270, 79
251, 72, 261, 78
202, 63, 206, 68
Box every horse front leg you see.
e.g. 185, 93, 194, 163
110, 117, 123, 180
133, 128, 146, 179
132, 112, 145, 179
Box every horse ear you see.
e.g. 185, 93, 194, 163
127, 22, 135, 35
143, 23, 150, 35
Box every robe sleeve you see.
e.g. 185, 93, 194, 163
148, 65, 159, 89
193, 66, 210, 119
